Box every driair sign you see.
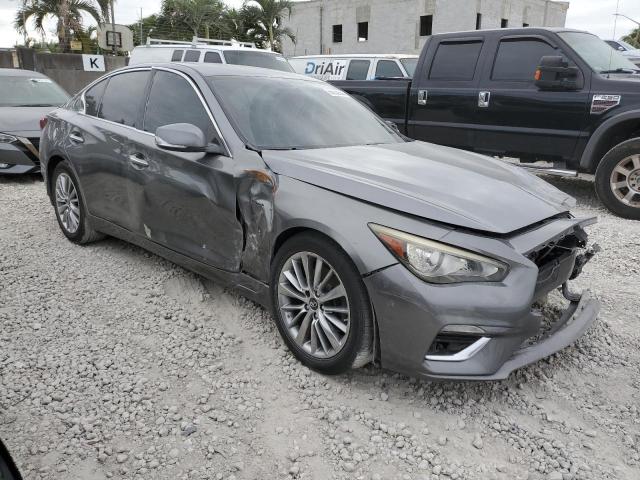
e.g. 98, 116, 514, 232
304, 60, 348, 80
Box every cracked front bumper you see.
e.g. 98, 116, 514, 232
0, 137, 41, 174
364, 262, 599, 381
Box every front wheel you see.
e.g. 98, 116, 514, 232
270, 233, 373, 375
595, 138, 640, 220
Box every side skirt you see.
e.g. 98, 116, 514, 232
90, 215, 272, 309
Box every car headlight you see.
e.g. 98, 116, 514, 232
370, 224, 509, 284
0, 133, 18, 144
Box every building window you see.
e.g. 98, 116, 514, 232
523, 23, 529, 27
476, 13, 482, 30
358, 22, 368, 42
333, 24, 343, 43
501, 18, 509, 28
420, 15, 433, 36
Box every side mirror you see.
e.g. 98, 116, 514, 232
534, 56, 581, 91
618, 46, 626, 52
0, 439, 23, 480
155, 123, 222, 154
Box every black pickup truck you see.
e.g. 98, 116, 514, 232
332, 28, 640, 219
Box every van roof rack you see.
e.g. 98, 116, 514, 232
146, 37, 257, 48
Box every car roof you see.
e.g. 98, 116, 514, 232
291, 54, 419, 59
118, 62, 315, 80
134, 45, 284, 53
0, 68, 48, 78
433, 26, 590, 37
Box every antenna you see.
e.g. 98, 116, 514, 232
608, 0, 621, 76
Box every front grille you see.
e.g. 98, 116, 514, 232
528, 233, 583, 270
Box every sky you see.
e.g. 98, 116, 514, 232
0, 0, 639, 49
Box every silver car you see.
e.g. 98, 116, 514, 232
0, 68, 69, 174
40, 63, 599, 379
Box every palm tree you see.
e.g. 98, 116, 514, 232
15, 0, 102, 53
163, 0, 226, 39
243, 0, 295, 52
95, 0, 113, 24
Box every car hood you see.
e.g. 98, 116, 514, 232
262, 141, 575, 234
0, 106, 57, 135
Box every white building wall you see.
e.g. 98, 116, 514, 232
281, 0, 569, 56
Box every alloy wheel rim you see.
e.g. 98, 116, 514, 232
610, 154, 640, 208
55, 173, 81, 233
277, 252, 351, 359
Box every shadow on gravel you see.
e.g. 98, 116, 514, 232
540, 175, 603, 210
0, 173, 43, 186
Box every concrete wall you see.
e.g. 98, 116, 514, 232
15, 49, 127, 95
282, 0, 569, 56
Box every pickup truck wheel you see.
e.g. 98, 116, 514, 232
595, 139, 640, 220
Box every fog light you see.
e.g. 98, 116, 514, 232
425, 326, 490, 362
0, 163, 11, 169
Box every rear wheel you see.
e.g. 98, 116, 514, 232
595, 139, 640, 220
52, 162, 104, 244
271, 233, 373, 374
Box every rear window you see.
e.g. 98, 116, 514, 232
171, 50, 183, 62
346, 60, 370, 80
429, 41, 483, 80
223, 50, 294, 72
183, 50, 201, 62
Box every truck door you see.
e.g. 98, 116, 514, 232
473, 35, 590, 162
408, 37, 486, 150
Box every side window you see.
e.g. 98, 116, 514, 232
171, 50, 184, 62
204, 51, 222, 63
98, 71, 151, 128
84, 79, 108, 116
144, 71, 216, 143
492, 39, 557, 81
375, 60, 403, 78
429, 41, 483, 81
69, 95, 85, 112
346, 60, 370, 80
184, 50, 201, 62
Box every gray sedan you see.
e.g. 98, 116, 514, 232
0, 68, 69, 174
40, 63, 599, 379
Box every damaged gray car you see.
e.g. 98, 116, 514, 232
40, 64, 600, 380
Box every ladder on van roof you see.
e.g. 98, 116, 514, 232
146, 37, 257, 49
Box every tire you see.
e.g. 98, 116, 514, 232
595, 138, 640, 220
270, 232, 373, 375
51, 161, 104, 244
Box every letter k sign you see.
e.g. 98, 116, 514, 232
82, 54, 106, 72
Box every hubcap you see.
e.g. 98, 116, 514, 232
277, 252, 350, 359
610, 154, 640, 208
55, 173, 80, 233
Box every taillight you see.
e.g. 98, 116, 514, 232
39, 117, 48, 129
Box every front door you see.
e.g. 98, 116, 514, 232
126, 69, 243, 271
473, 35, 590, 162
408, 37, 487, 150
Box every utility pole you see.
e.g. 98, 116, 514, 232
111, 0, 117, 55
140, 8, 143, 46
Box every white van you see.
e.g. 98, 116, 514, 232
289, 54, 419, 81
130, 37, 295, 72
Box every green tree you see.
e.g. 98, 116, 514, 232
623, 28, 640, 49
14, 0, 102, 53
163, 0, 227, 39
243, 0, 295, 52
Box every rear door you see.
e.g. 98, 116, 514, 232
473, 34, 590, 161
127, 68, 243, 271
65, 70, 152, 230
408, 37, 486, 150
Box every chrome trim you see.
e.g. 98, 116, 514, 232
519, 165, 578, 178
425, 337, 491, 362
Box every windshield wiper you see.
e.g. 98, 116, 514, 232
600, 68, 639, 74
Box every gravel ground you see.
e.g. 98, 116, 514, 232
1, 174, 639, 480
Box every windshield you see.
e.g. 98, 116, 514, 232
400, 58, 418, 77
208, 76, 405, 150
222, 50, 294, 72
559, 32, 639, 73
0, 76, 69, 107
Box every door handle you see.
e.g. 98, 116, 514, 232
418, 89, 428, 105
128, 153, 149, 168
478, 91, 491, 108
69, 132, 84, 143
